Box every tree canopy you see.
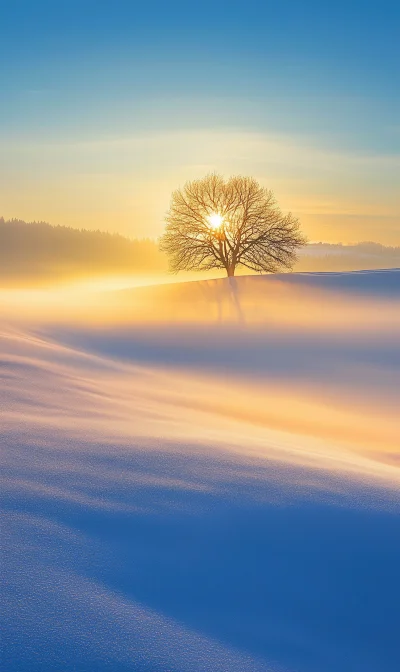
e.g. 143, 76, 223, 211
160, 173, 306, 277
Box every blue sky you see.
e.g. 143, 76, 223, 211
1, 0, 399, 242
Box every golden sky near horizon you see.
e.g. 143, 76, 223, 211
2, 129, 399, 245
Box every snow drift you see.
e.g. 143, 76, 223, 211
1, 270, 400, 672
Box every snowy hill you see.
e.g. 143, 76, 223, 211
1, 269, 400, 672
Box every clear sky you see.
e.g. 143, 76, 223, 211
1, 0, 399, 243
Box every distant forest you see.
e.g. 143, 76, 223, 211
1, 217, 399, 285
295, 240, 400, 272
0, 217, 166, 284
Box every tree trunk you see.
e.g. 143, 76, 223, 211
227, 265, 235, 277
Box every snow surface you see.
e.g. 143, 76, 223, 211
1, 269, 400, 672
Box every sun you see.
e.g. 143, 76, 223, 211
207, 213, 224, 229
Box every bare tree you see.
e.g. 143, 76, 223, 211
160, 173, 306, 277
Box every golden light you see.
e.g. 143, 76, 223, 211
207, 213, 224, 229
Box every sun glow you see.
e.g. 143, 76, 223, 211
207, 213, 224, 229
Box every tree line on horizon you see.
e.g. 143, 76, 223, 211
1, 216, 399, 286
0, 217, 167, 284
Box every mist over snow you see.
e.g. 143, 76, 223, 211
1, 270, 400, 672
1, 217, 399, 288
